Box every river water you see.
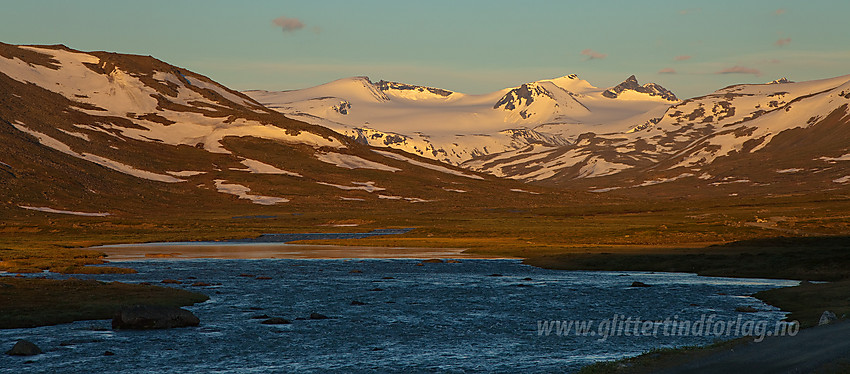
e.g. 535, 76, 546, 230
0, 259, 797, 373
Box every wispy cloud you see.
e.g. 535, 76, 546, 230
774, 9, 786, 15
716, 66, 761, 76
581, 49, 607, 60
775, 38, 792, 47
272, 16, 305, 33
658, 68, 676, 74
675, 55, 692, 61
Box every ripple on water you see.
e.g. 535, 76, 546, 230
0, 259, 797, 373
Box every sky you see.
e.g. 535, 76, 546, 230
2, 0, 849, 99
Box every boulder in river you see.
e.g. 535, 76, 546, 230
261, 317, 291, 325
5, 340, 42, 356
112, 305, 200, 330
309, 313, 330, 320
629, 281, 651, 288
819, 310, 838, 326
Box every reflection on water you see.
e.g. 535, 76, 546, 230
97, 243, 512, 261
0, 260, 797, 373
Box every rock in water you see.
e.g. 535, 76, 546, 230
112, 305, 200, 330
6, 340, 42, 356
309, 313, 330, 320
629, 281, 651, 287
819, 311, 838, 326
260, 317, 291, 325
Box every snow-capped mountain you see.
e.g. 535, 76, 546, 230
466, 74, 850, 194
1, 43, 541, 216
246, 74, 676, 167
248, 73, 850, 195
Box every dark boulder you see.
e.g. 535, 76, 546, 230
112, 305, 200, 330
421, 259, 444, 263
261, 317, 291, 325
629, 281, 651, 287
5, 340, 42, 356
309, 313, 330, 320
350, 300, 366, 306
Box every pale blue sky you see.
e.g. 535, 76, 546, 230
2, 1, 849, 98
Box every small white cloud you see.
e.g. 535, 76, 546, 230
775, 38, 791, 47
581, 49, 607, 60
272, 16, 305, 33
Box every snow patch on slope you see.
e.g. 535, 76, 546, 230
238, 159, 301, 176
19, 205, 110, 217
373, 150, 484, 179
315, 152, 401, 172
12, 121, 184, 183
317, 181, 385, 192
213, 180, 289, 205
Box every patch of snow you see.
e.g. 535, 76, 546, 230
166, 170, 206, 177
316, 152, 400, 172
373, 150, 483, 179
510, 188, 541, 195
57, 128, 90, 141
238, 159, 301, 176
577, 157, 632, 178
442, 188, 467, 193
19, 205, 110, 217
636, 173, 694, 187
12, 122, 184, 183
590, 187, 622, 193
213, 179, 289, 205
776, 168, 803, 174
377, 195, 431, 203
339, 197, 366, 201
833, 176, 850, 184
710, 179, 751, 186
820, 154, 850, 162
317, 181, 385, 192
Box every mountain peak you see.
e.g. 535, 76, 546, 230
375, 80, 453, 98
602, 75, 677, 101
767, 77, 793, 84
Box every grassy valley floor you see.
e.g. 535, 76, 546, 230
1, 193, 849, 371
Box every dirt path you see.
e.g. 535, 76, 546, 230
656, 321, 850, 373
